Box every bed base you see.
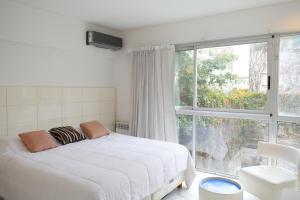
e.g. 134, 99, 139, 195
142, 171, 185, 200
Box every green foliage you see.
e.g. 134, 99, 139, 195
197, 87, 228, 108
198, 54, 239, 87
176, 51, 193, 106
229, 89, 267, 110
177, 115, 192, 133
176, 50, 267, 136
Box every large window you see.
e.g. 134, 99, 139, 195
175, 33, 300, 177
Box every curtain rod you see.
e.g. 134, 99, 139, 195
125, 31, 300, 53
175, 34, 273, 50
126, 44, 174, 53
175, 31, 300, 50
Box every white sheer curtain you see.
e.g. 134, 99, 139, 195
130, 45, 177, 142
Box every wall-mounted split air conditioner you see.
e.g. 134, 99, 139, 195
86, 31, 123, 50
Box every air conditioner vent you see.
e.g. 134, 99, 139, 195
86, 31, 122, 50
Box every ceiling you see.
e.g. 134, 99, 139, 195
13, 0, 295, 30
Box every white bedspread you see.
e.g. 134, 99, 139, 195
0, 133, 196, 200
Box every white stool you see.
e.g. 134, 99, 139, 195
281, 189, 300, 200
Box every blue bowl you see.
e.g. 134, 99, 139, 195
201, 177, 241, 194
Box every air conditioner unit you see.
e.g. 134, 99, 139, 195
86, 31, 123, 50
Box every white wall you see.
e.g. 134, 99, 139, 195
115, 1, 300, 122
123, 1, 300, 48
2, 0, 300, 123
0, 0, 121, 87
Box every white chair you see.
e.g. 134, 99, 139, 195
281, 189, 300, 200
239, 141, 300, 200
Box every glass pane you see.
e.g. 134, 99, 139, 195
176, 114, 193, 154
175, 50, 194, 106
197, 43, 268, 110
277, 122, 300, 148
277, 122, 300, 172
279, 35, 300, 116
195, 116, 268, 176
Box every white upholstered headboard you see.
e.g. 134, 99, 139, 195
0, 86, 115, 136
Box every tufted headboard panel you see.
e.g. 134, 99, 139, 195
0, 86, 115, 136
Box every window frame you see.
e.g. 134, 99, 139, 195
176, 35, 273, 114
175, 32, 300, 177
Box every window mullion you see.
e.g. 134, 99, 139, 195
269, 36, 280, 145
192, 47, 197, 162
192, 47, 197, 109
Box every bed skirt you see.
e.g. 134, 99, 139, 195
143, 171, 185, 200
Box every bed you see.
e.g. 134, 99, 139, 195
0, 133, 196, 200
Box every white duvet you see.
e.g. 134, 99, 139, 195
0, 133, 196, 200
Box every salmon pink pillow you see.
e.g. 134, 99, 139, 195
19, 130, 58, 153
80, 121, 110, 139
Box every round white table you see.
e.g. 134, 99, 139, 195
199, 177, 243, 200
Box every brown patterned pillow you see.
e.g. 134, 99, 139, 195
49, 126, 86, 145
